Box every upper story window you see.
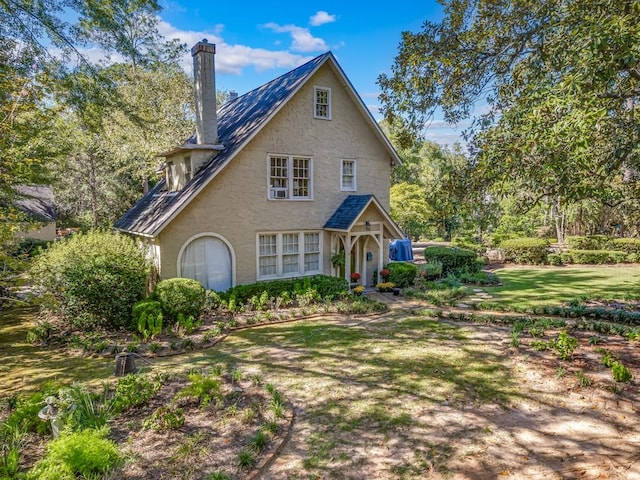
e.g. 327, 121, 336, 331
268, 154, 313, 200
314, 86, 331, 120
341, 159, 356, 191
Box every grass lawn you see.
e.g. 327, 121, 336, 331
486, 265, 640, 308
0, 307, 113, 394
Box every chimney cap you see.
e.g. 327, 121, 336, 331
191, 39, 216, 56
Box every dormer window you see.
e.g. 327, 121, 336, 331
166, 161, 177, 191
184, 155, 192, 183
314, 86, 331, 120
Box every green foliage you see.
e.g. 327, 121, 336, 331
385, 262, 417, 288
575, 371, 594, 388
153, 278, 206, 322
27, 427, 122, 480
31, 230, 150, 329
423, 246, 478, 275
566, 235, 610, 250
551, 331, 579, 360
561, 250, 628, 265
379, 0, 640, 213
416, 261, 443, 280
4, 388, 59, 436
335, 298, 388, 314
25, 321, 53, 345
133, 300, 163, 339
390, 182, 431, 240
143, 405, 185, 431
500, 238, 549, 265
57, 384, 113, 431
175, 313, 202, 335
176, 373, 221, 407
112, 373, 163, 413
452, 236, 484, 253
607, 238, 640, 254
611, 361, 632, 383
222, 275, 348, 306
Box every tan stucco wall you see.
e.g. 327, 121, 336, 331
157, 63, 395, 286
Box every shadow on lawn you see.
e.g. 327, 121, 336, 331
161, 314, 636, 479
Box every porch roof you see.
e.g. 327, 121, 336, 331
323, 194, 404, 238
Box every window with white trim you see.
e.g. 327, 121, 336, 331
341, 159, 356, 191
258, 234, 277, 276
314, 86, 331, 119
268, 155, 312, 200
257, 232, 322, 279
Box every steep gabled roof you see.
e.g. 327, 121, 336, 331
115, 52, 400, 237
324, 194, 404, 238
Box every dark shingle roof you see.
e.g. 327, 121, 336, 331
115, 52, 332, 236
323, 195, 373, 230
16, 185, 56, 222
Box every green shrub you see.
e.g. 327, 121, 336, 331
153, 278, 206, 322
176, 373, 221, 406
500, 237, 549, 264
27, 427, 122, 480
143, 405, 185, 431
565, 235, 610, 250
112, 373, 163, 413
611, 361, 633, 383
223, 275, 348, 306
385, 262, 417, 288
606, 237, 640, 254
417, 261, 443, 280
133, 300, 163, 339
562, 250, 627, 265
423, 246, 478, 275
31, 230, 150, 329
551, 331, 578, 360
547, 253, 563, 266
4, 387, 59, 436
452, 235, 484, 253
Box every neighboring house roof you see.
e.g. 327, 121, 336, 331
16, 185, 56, 222
324, 194, 404, 238
115, 52, 401, 237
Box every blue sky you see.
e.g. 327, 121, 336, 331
152, 1, 467, 147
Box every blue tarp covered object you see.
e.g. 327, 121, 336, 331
389, 237, 414, 261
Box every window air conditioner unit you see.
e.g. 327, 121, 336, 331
271, 188, 288, 199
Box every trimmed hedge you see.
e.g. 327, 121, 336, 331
566, 235, 610, 250
423, 246, 478, 275
153, 278, 206, 322
500, 237, 549, 264
386, 262, 417, 287
560, 250, 627, 265
222, 275, 349, 305
607, 238, 640, 254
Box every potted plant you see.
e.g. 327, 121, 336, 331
352, 285, 365, 296
350, 272, 361, 286
331, 252, 345, 268
380, 268, 391, 282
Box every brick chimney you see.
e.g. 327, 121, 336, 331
191, 39, 218, 145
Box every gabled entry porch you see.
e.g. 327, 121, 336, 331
324, 195, 404, 286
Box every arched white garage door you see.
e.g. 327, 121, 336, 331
179, 235, 233, 291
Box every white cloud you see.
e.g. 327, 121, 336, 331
310, 11, 336, 26
157, 19, 313, 74
263, 22, 328, 52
